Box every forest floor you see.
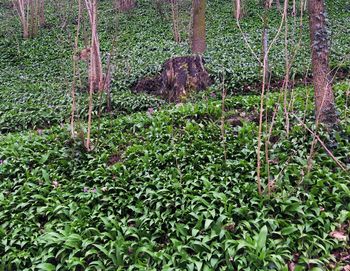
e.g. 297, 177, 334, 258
0, 0, 350, 270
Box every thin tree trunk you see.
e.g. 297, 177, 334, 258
29, 0, 39, 37
13, 0, 45, 39
171, 0, 181, 43
257, 5, 269, 197
265, 0, 271, 8
84, 0, 103, 151
105, 53, 112, 112
39, 0, 45, 26
13, 0, 29, 38
292, 0, 296, 16
234, 0, 242, 20
191, 0, 206, 54
283, 0, 290, 135
85, 0, 103, 91
262, 26, 269, 84
308, 0, 338, 126
276, 0, 281, 10
71, 0, 82, 138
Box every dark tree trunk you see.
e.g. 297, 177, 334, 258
191, 0, 206, 54
308, 0, 338, 125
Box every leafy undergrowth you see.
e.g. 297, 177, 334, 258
0, 83, 164, 133
1, 0, 350, 133
1, 84, 349, 271
0, 0, 350, 269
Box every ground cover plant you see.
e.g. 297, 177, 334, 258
0, 0, 350, 270
1, 83, 350, 270
0, 0, 350, 132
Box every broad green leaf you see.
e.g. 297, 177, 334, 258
256, 225, 268, 253
37, 263, 55, 271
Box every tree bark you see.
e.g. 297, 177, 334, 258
234, 0, 242, 20
262, 27, 269, 83
308, 0, 338, 125
171, 0, 181, 43
292, 0, 296, 16
39, 0, 45, 26
191, 0, 206, 54
276, 0, 281, 10
85, 0, 103, 91
264, 0, 271, 8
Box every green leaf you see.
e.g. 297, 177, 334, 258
42, 169, 50, 182
40, 153, 50, 164
339, 183, 350, 195
94, 244, 110, 257
194, 261, 203, 271
204, 219, 213, 230
281, 226, 298, 235
256, 225, 267, 253
37, 263, 55, 271
64, 234, 82, 249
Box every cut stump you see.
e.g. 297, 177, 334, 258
133, 55, 212, 102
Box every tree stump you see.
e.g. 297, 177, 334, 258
133, 55, 212, 102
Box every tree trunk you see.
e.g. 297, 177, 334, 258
308, 0, 338, 125
85, 0, 103, 91
262, 3, 269, 84
191, 0, 206, 54
264, 0, 271, 8
13, 0, 45, 39
292, 0, 296, 16
171, 0, 181, 43
276, 0, 281, 10
262, 27, 269, 83
39, 0, 45, 26
234, 0, 242, 20
265, 0, 281, 9
154, 0, 165, 19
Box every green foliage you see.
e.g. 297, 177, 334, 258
0, 84, 164, 133
0, 84, 349, 270
1, 0, 349, 132
0, 1, 350, 270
